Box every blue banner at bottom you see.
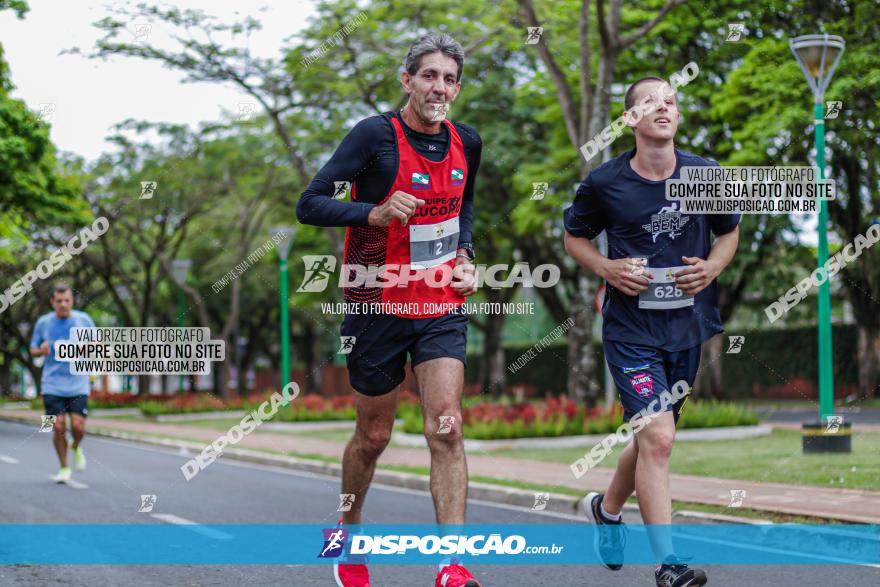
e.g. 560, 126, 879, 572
1, 524, 877, 565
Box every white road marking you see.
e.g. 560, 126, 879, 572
0, 454, 20, 464
150, 513, 234, 540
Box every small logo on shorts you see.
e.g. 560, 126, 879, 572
39, 415, 56, 432
629, 373, 654, 398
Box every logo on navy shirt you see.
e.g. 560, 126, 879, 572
318, 528, 348, 558
643, 202, 689, 242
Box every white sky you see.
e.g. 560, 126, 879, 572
0, 0, 317, 161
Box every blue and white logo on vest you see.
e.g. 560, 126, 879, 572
411, 172, 431, 190
643, 202, 689, 243
451, 168, 464, 186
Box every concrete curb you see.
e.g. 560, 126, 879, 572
151, 410, 246, 422
261, 419, 402, 432
393, 424, 773, 451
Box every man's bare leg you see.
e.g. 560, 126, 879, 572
70, 414, 85, 450
602, 436, 639, 515
52, 414, 68, 468
414, 357, 467, 524
340, 388, 399, 525
633, 411, 676, 560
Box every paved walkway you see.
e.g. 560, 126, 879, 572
3, 408, 878, 523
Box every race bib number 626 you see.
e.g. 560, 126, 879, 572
638, 266, 694, 310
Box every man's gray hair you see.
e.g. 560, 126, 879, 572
403, 34, 465, 81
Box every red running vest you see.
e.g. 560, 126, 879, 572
345, 115, 467, 318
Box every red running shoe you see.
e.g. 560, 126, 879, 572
333, 561, 370, 587
435, 561, 481, 587
331, 518, 369, 586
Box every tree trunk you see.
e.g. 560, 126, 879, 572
217, 336, 232, 399
697, 334, 725, 400
567, 272, 599, 405
857, 325, 880, 400
480, 300, 507, 397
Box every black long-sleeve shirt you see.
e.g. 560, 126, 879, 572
296, 111, 481, 247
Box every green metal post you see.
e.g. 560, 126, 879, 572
814, 101, 834, 421
280, 257, 291, 392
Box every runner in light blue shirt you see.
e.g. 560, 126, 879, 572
29, 284, 95, 483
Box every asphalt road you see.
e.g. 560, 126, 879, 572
0, 419, 876, 586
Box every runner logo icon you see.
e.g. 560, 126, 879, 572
318, 528, 348, 558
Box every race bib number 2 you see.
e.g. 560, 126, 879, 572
409, 216, 460, 269
638, 265, 694, 310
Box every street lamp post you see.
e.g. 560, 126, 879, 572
270, 227, 296, 395
789, 33, 849, 453
171, 259, 192, 394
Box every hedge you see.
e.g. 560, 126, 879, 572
466, 324, 858, 399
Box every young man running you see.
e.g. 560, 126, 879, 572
563, 77, 740, 586
29, 284, 96, 483
297, 34, 482, 587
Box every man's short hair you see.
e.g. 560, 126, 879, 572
52, 283, 72, 298
624, 76, 667, 110
403, 34, 465, 82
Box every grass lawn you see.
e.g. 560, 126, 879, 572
490, 429, 880, 490
741, 398, 880, 410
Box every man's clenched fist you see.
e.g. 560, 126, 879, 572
368, 191, 426, 227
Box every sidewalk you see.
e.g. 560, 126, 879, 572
3, 408, 878, 524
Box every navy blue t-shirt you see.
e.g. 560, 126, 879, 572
563, 148, 740, 351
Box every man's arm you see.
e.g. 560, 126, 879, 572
454, 123, 482, 259
296, 117, 385, 228
564, 231, 652, 296
562, 174, 651, 296
29, 344, 49, 357
674, 225, 740, 295
29, 319, 48, 356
